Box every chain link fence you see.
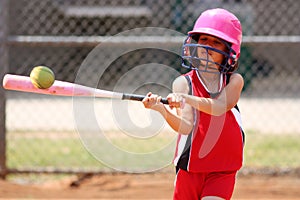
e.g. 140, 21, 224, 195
1, 0, 300, 175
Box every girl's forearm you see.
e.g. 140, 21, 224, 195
156, 106, 193, 134
182, 94, 226, 116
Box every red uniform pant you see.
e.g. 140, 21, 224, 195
173, 168, 237, 200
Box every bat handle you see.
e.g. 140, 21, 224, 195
122, 93, 169, 104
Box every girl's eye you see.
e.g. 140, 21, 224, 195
214, 40, 222, 45
198, 38, 207, 44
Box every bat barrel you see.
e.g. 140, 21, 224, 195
3, 74, 169, 104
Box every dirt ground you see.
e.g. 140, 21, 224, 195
0, 172, 300, 200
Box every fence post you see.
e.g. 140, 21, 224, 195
0, 0, 9, 179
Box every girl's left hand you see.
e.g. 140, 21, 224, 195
167, 93, 185, 109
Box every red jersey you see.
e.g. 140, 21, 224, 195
173, 70, 244, 172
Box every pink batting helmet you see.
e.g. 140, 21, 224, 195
188, 8, 242, 60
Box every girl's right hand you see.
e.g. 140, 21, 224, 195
142, 92, 164, 111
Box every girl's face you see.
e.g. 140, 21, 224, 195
197, 34, 227, 70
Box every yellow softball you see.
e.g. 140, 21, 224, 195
30, 66, 55, 89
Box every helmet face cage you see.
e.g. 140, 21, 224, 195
181, 34, 237, 74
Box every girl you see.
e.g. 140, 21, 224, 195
143, 8, 245, 200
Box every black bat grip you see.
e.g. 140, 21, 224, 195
122, 93, 169, 104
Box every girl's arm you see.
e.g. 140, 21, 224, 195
169, 73, 244, 116
142, 76, 194, 135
